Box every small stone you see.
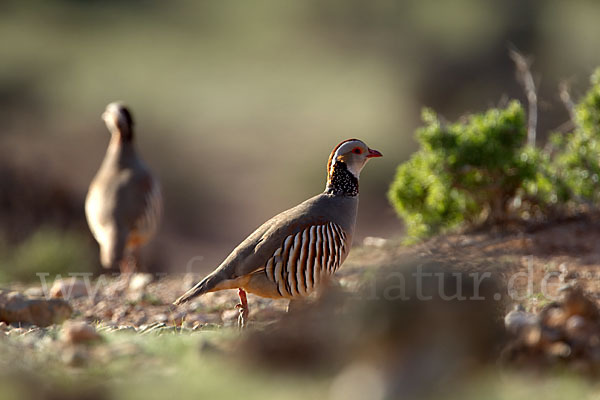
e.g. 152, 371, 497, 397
51, 278, 89, 299
61, 321, 102, 344
114, 325, 136, 333
363, 236, 387, 248
523, 325, 542, 346
547, 342, 571, 358
192, 321, 203, 331
8, 327, 27, 336
558, 263, 568, 283
504, 305, 537, 334
0, 321, 7, 331
23, 287, 44, 297
0, 290, 72, 327
545, 308, 568, 328
565, 315, 587, 335
128, 273, 154, 292
153, 313, 168, 323
362, 236, 387, 248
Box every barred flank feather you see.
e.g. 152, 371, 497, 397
265, 222, 347, 298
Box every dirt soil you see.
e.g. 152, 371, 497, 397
4, 211, 599, 330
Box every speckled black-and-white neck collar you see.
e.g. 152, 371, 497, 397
325, 161, 359, 196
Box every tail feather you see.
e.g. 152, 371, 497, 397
173, 273, 216, 305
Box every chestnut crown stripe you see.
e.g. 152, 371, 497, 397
326, 138, 361, 178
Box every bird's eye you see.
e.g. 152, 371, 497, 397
352, 147, 363, 154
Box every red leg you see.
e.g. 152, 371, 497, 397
116, 252, 136, 292
235, 288, 249, 329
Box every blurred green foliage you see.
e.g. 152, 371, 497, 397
0, 228, 94, 283
389, 68, 600, 239
2, 0, 600, 263
0, 327, 597, 400
552, 69, 600, 203
389, 101, 547, 238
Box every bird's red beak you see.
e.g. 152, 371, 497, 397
366, 148, 383, 158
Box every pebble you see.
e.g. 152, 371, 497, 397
363, 236, 388, 248
545, 307, 568, 328
565, 315, 587, 335
153, 313, 168, 323
51, 278, 90, 299
547, 342, 571, 358
8, 327, 26, 337
23, 287, 44, 297
61, 321, 102, 344
504, 305, 537, 334
128, 273, 154, 292
114, 325, 136, 333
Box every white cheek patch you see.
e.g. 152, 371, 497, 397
345, 161, 362, 178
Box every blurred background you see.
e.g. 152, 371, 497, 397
1, 0, 600, 277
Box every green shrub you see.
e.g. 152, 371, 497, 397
389, 67, 600, 240
389, 101, 551, 239
0, 228, 95, 283
387, 152, 468, 238
552, 68, 600, 203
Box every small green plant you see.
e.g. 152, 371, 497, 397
389, 68, 600, 240
388, 101, 550, 239
552, 68, 600, 203
0, 228, 95, 282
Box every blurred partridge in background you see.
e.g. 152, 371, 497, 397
85, 102, 162, 274
175, 139, 382, 327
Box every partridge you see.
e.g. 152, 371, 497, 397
174, 139, 382, 327
85, 102, 162, 274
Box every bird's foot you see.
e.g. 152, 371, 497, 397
235, 288, 249, 329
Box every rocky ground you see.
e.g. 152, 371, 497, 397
4, 214, 600, 399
